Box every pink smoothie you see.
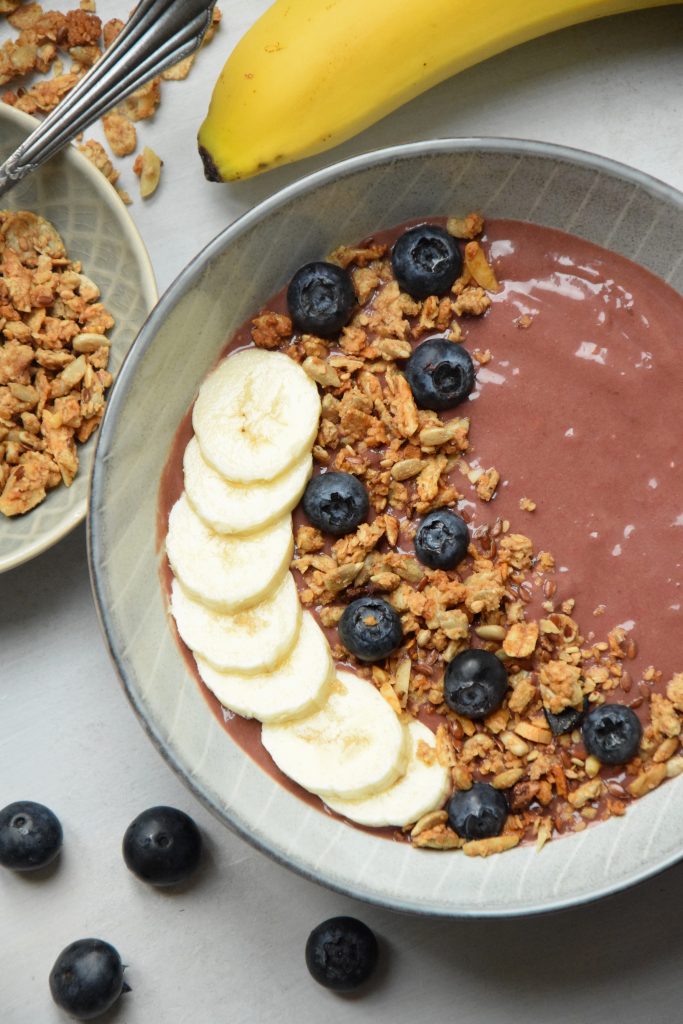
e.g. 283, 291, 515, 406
460, 220, 682, 686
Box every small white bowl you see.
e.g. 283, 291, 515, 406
0, 103, 157, 573
90, 138, 683, 917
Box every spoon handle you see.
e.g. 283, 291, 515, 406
0, 0, 217, 199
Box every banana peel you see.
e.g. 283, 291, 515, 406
198, 0, 679, 182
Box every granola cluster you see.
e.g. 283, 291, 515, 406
247, 215, 683, 856
0, 1, 222, 200
0, 209, 113, 516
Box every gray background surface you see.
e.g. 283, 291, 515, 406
2, 2, 683, 1020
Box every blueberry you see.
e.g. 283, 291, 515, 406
447, 783, 509, 841
0, 800, 62, 872
122, 806, 202, 886
302, 471, 369, 536
544, 703, 585, 737
414, 508, 469, 570
404, 338, 475, 411
391, 224, 462, 299
305, 916, 378, 991
339, 596, 403, 662
49, 938, 127, 1020
287, 261, 356, 338
444, 649, 508, 720
582, 703, 642, 765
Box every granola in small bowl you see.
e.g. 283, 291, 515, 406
0, 210, 114, 517
0, 101, 156, 572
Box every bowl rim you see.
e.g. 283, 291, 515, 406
0, 103, 158, 573
89, 136, 683, 918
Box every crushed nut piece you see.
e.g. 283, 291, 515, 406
464, 240, 500, 293
412, 824, 463, 850
463, 835, 520, 857
132, 146, 163, 198
628, 763, 667, 798
567, 778, 603, 809
410, 810, 448, 837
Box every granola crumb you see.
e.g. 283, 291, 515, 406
446, 213, 484, 240
77, 138, 119, 186
102, 111, 136, 158
475, 467, 500, 502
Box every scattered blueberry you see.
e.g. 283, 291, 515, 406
582, 703, 642, 765
544, 703, 584, 737
391, 224, 462, 299
0, 800, 62, 872
404, 338, 475, 410
305, 916, 378, 991
447, 783, 509, 841
49, 938, 127, 1020
287, 261, 356, 337
122, 806, 202, 886
302, 471, 369, 536
339, 596, 403, 662
414, 508, 469, 570
444, 649, 509, 720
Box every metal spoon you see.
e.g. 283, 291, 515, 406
0, 0, 217, 199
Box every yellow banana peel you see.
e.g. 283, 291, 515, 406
198, 0, 678, 181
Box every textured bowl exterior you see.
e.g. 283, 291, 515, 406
0, 104, 157, 572
90, 139, 683, 917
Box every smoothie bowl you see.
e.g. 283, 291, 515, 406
89, 139, 683, 917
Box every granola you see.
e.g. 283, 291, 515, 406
0, 210, 113, 516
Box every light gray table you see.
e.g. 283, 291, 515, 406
2, 3, 683, 1021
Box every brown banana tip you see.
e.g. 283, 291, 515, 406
198, 143, 224, 182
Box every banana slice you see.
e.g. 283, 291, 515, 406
166, 494, 293, 612
183, 437, 312, 536
193, 349, 321, 483
261, 670, 408, 800
195, 613, 334, 724
324, 720, 450, 827
171, 571, 302, 674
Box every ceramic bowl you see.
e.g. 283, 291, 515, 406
0, 103, 157, 572
89, 139, 683, 917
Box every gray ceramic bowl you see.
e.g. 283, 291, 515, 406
0, 104, 157, 572
89, 139, 683, 917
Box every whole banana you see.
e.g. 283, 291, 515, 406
198, 0, 677, 182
